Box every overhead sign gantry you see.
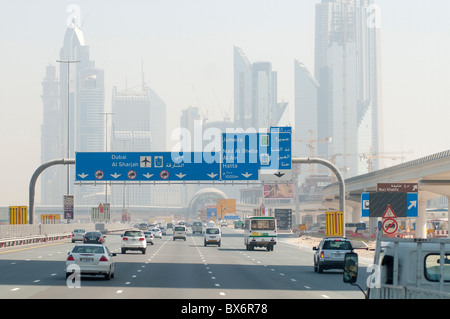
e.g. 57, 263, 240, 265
75, 127, 292, 182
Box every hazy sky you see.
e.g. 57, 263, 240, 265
1, 0, 450, 206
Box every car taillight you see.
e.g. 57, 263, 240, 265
99, 237, 103, 242
67, 255, 74, 261
122, 237, 128, 241
139, 237, 145, 241
99, 255, 108, 262
320, 251, 324, 258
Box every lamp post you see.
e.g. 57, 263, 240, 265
56, 59, 80, 196
99, 112, 114, 203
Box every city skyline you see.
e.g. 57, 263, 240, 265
2, 0, 450, 206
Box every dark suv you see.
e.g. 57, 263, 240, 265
313, 237, 353, 273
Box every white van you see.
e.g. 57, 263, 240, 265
173, 225, 187, 241
204, 227, 221, 247
244, 216, 277, 251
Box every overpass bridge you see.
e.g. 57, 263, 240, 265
322, 149, 450, 238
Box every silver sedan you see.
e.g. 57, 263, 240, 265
66, 244, 116, 280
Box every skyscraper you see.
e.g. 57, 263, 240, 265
110, 84, 167, 207
294, 59, 320, 158
314, 0, 382, 176
41, 20, 105, 207
233, 46, 287, 131
41, 65, 63, 205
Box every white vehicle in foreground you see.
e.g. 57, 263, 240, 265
343, 222, 450, 299
66, 244, 116, 280
244, 216, 277, 251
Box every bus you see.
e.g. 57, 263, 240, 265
244, 216, 277, 251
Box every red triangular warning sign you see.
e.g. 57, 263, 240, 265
382, 204, 397, 219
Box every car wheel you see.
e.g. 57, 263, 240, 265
142, 248, 146, 254
104, 270, 111, 280
218, 241, 221, 247
318, 262, 323, 273
121, 249, 126, 254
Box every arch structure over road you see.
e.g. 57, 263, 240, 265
322, 150, 450, 238
187, 188, 228, 216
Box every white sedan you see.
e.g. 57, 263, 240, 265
151, 228, 162, 238
144, 231, 155, 245
66, 244, 116, 280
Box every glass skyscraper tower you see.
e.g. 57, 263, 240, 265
313, 0, 382, 177
41, 20, 105, 207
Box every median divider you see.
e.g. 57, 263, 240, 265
0, 224, 133, 248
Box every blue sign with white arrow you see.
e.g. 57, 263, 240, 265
75, 152, 221, 182
221, 127, 292, 181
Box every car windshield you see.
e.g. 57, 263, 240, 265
72, 246, 104, 254
323, 240, 352, 250
124, 231, 142, 237
206, 228, 219, 234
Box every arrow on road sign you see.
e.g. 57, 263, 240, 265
78, 173, 89, 179
207, 172, 218, 179
143, 173, 153, 179
110, 173, 121, 179
408, 200, 417, 210
242, 172, 252, 178
274, 172, 285, 178
175, 173, 186, 179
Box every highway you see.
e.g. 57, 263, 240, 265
0, 227, 368, 301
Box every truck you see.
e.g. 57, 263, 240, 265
343, 221, 450, 299
244, 216, 277, 251
192, 221, 203, 235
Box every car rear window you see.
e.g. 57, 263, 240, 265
72, 246, 104, 254
74, 229, 85, 233
124, 231, 143, 237
174, 226, 185, 231
323, 240, 352, 250
85, 232, 100, 236
206, 228, 220, 234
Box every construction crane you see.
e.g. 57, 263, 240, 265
360, 146, 412, 173
293, 130, 332, 174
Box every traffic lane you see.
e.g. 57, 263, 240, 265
218, 229, 369, 296
0, 233, 150, 298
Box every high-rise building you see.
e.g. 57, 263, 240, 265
314, 0, 382, 176
110, 84, 167, 207
233, 46, 287, 131
41, 20, 105, 208
294, 60, 320, 158
40, 65, 63, 205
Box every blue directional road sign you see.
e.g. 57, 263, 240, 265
360, 192, 418, 218
75, 152, 221, 182
221, 127, 292, 181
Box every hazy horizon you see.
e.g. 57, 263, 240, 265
1, 0, 450, 206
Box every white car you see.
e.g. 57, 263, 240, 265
151, 228, 162, 238
121, 230, 147, 254
204, 227, 221, 247
143, 231, 155, 245
173, 225, 187, 241
66, 244, 116, 280
71, 229, 86, 243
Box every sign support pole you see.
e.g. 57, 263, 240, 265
292, 157, 346, 235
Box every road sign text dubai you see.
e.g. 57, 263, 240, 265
111, 154, 139, 168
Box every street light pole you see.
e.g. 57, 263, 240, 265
56, 59, 80, 196
99, 112, 114, 203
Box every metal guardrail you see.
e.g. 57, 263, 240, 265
369, 285, 450, 299
0, 223, 132, 248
